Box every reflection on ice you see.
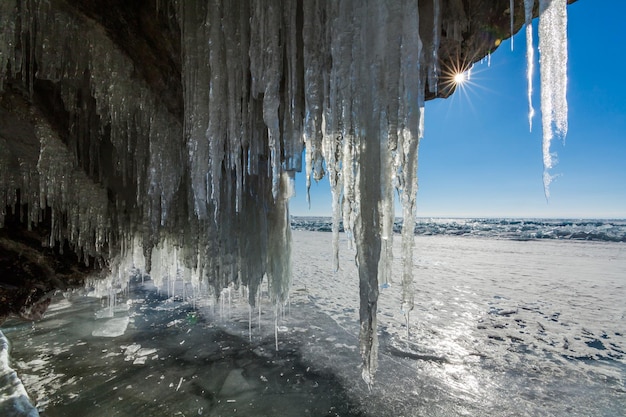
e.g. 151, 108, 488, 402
290, 231, 626, 416
2, 278, 367, 417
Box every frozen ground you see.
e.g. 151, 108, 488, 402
291, 231, 626, 416
1, 230, 625, 416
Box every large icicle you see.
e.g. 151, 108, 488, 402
250, 0, 283, 200
352, 0, 382, 385
302, 0, 327, 207
266, 172, 295, 305
322, 0, 425, 386
377, 0, 402, 289
181, 0, 211, 219
538, 0, 568, 198
397, 0, 424, 334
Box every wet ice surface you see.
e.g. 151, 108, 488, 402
2, 282, 364, 417
2, 231, 626, 416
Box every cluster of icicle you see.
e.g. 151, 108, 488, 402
0, 0, 429, 385
180, 0, 436, 385
0, 0, 294, 304
0, 0, 568, 385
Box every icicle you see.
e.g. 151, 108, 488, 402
538, 0, 568, 198
182, 0, 211, 219
248, 304, 252, 342
396, 0, 425, 340
322, 123, 343, 272
525, 0, 535, 131
332, 1, 357, 248
349, 0, 382, 387
0, 0, 17, 92
266, 172, 294, 305
281, 0, 304, 173
378, 139, 394, 288
207, 0, 227, 220
303, 0, 327, 205
378, 0, 403, 287
429, 0, 441, 94
258, 290, 262, 335
274, 304, 279, 351
314, 0, 348, 272
249, 0, 283, 200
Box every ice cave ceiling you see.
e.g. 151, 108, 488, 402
0, 0, 575, 382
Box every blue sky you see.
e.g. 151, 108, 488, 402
291, 1, 626, 219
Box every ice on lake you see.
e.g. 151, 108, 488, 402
1, 227, 625, 416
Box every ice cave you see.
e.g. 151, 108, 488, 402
5, 1, 622, 417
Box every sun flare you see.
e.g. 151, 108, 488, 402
438, 54, 489, 102
440, 56, 476, 96
453, 72, 467, 85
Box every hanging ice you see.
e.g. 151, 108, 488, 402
510, 0, 515, 51
538, 0, 568, 198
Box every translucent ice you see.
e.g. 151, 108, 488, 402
538, 0, 568, 198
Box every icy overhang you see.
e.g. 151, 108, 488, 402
0, 0, 576, 382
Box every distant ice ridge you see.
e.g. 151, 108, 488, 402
291, 217, 626, 243
0, 331, 39, 417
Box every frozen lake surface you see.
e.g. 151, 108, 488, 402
1, 227, 625, 416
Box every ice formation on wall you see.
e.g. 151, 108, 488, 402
0, 0, 568, 384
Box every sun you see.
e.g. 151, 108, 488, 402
439, 55, 475, 96
453, 72, 467, 85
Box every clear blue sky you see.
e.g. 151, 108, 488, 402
291, 1, 626, 219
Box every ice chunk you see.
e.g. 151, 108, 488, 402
92, 317, 130, 338
0, 331, 39, 417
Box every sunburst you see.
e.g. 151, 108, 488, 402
453, 72, 467, 85
440, 55, 474, 96
435, 53, 496, 117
